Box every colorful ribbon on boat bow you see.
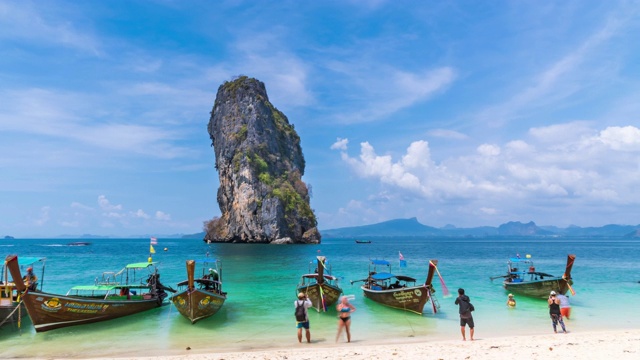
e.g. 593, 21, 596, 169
429, 260, 450, 298
563, 276, 576, 296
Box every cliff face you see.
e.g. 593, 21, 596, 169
205, 76, 320, 244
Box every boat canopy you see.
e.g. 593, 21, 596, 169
370, 273, 417, 282
70, 285, 118, 291
195, 259, 217, 264
509, 258, 533, 263
18, 257, 46, 266
126, 262, 157, 269
371, 259, 390, 266
301, 273, 336, 280
370, 272, 394, 280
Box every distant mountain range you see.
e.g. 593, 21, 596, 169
320, 217, 640, 238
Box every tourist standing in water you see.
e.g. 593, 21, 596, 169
455, 288, 475, 341
336, 296, 356, 343
548, 291, 567, 333
294, 292, 312, 343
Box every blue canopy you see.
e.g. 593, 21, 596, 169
370, 272, 394, 280
18, 257, 46, 266
195, 259, 217, 264
371, 259, 390, 266
509, 258, 532, 263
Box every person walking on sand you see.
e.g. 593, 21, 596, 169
556, 293, 571, 319
548, 291, 567, 333
336, 296, 356, 343
294, 292, 312, 343
455, 288, 475, 341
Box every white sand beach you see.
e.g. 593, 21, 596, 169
65, 329, 639, 360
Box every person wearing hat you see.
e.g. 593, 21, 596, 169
22, 266, 38, 291
294, 292, 312, 343
548, 290, 567, 333
506, 293, 516, 308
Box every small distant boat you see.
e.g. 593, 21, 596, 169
6, 257, 170, 332
351, 259, 439, 315
172, 259, 226, 324
1, 256, 46, 329
355, 240, 371, 244
296, 256, 343, 312
491, 254, 576, 298
67, 242, 91, 246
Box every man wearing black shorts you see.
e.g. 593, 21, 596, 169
455, 288, 475, 341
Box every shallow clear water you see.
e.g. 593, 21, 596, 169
1, 237, 639, 357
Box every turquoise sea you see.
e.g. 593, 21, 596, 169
1, 237, 639, 358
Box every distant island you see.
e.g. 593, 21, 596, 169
3, 235, 14, 239
321, 217, 640, 238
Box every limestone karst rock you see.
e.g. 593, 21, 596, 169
205, 76, 320, 244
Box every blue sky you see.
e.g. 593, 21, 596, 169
2, 0, 640, 237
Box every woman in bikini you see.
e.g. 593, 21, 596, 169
336, 296, 356, 342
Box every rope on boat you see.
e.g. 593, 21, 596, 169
0, 300, 23, 328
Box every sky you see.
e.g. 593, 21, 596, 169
1, 0, 640, 238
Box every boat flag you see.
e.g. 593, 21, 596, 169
150, 237, 158, 245
429, 260, 451, 298
150, 245, 156, 254
399, 252, 407, 268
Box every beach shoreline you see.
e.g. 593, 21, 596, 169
41, 328, 639, 360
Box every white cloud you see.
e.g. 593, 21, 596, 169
597, 126, 640, 151
427, 129, 468, 140
70, 202, 93, 211
34, 206, 50, 226
155, 211, 171, 221
477, 144, 501, 157
0, 2, 100, 54
334, 123, 640, 217
336, 67, 456, 123
98, 195, 122, 211
133, 209, 151, 219
330, 138, 349, 151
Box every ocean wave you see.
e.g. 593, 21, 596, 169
0, 244, 14, 247
40, 244, 65, 247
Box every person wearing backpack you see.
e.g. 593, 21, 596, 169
295, 292, 313, 343
455, 288, 475, 341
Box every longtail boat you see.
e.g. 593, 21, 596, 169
6, 255, 170, 332
1, 256, 46, 329
352, 259, 438, 315
492, 254, 576, 298
355, 240, 371, 244
296, 256, 343, 312
172, 259, 227, 323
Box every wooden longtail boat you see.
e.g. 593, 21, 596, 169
6, 255, 169, 332
494, 254, 576, 298
355, 240, 371, 244
171, 259, 227, 324
352, 259, 438, 315
1, 256, 46, 329
296, 256, 343, 312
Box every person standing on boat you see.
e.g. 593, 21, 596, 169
295, 292, 312, 343
556, 293, 571, 320
335, 296, 356, 343
455, 288, 475, 341
548, 291, 567, 333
